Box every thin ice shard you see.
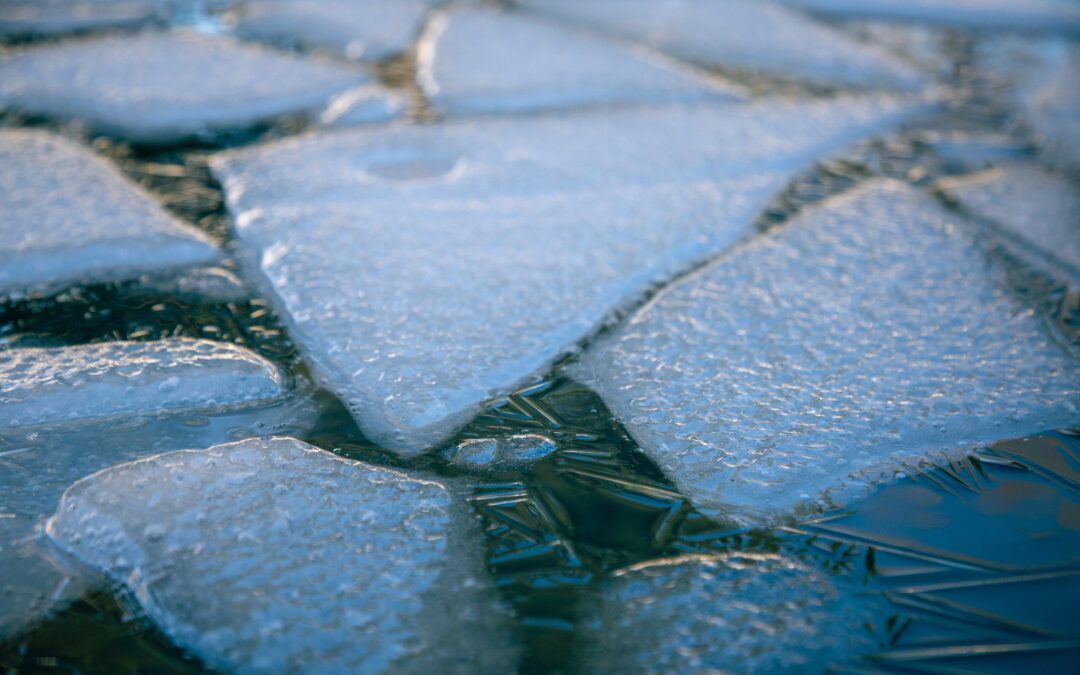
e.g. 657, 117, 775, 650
573, 180, 1080, 522
45, 437, 518, 673
0, 0, 158, 37
515, 0, 924, 90
213, 96, 928, 455
780, 0, 1080, 33
0, 130, 218, 294
419, 7, 738, 116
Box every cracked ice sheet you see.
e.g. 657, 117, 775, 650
0, 130, 218, 295
213, 96, 929, 455
45, 437, 519, 673
572, 179, 1080, 523
580, 554, 888, 673
418, 7, 738, 117
0, 338, 285, 429
780, 0, 1080, 34
0, 31, 369, 144
233, 0, 435, 62
515, 0, 924, 91
0, 399, 319, 640
937, 163, 1080, 280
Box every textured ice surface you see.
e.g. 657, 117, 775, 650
781, 0, 1080, 33
515, 0, 924, 90
45, 437, 518, 673
573, 180, 1080, 522
580, 553, 887, 673
0, 402, 320, 640
418, 7, 736, 116
135, 266, 249, 303
0, 130, 218, 294
0, 338, 285, 428
0, 32, 367, 143
234, 0, 432, 62
0, 0, 157, 36
938, 163, 1080, 278
444, 434, 557, 471
213, 95, 927, 455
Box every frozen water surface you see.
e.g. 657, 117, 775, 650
213, 95, 927, 454
0, 32, 368, 144
573, 180, 1080, 522
0, 130, 218, 294
0, 338, 284, 428
938, 163, 1080, 279
780, 0, 1080, 33
580, 553, 888, 673
444, 433, 557, 471
233, 0, 434, 62
419, 7, 738, 117
0, 0, 158, 37
515, 0, 925, 90
45, 437, 519, 673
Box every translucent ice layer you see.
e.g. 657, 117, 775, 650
573, 180, 1080, 522
418, 7, 737, 116
0, 31, 368, 143
45, 437, 519, 673
780, 0, 1080, 33
213, 96, 928, 454
0, 130, 218, 294
515, 0, 924, 90
0, 338, 285, 428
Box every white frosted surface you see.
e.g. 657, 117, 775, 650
0, 32, 367, 143
419, 7, 736, 116
0, 130, 218, 294
516, 0, 924, 90
0, 338, 285, 428
234, 0, 432, 62
781, 0, 1080, 33
573, 180, 1080, 522
581, 553, 886, 673
939, 163, 1080, 278
0, 0, 157, 36
45, 437, 518, 673
213, 96, 927, 455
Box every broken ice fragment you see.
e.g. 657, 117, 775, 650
515, 0, 924, 90
580, 553, 888, 673
233, 0, 433, 62
780, 0, 1080, 34
45, 437, 518, 672
0, 31, 368, 143
0, 130, 218, 294
444, 434, 557, 471
937, 163, 1080, 280
0, 338, 285, 428
418, 7, 737, 116
573, 179, 1080, 522
0, 0, 158, 37
213, 96, 927, 455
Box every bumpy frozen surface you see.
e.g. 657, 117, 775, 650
419, 7, 736, 116
0, 0, 157, 36
0, 32, 367, 143
780, 0, 1080, 33
0, 338, 285, 428
940, 163, 1080, 278
0, 130, 218, 293
580, 553, 886, 673
573, 180, 1080, 522
213, 96, 926, 454
234, 0, 432, 62
516, 0, 923, 90
45, 437, 518, 673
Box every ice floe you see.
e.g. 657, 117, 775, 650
0, 0, 158, 37
580, 553, 887, 673
0, 31, 368, 143
0, 130, 218, 294
45, 436, 518, 672
418, 7, 737, 116
515, 0, 924, 90
233, 0, 434, 62
937, 163, 1080, 279
213, 96, 928, 455
780, 0, 1080, 34
0, 338, 285, 428
572, 179, 1080, 522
